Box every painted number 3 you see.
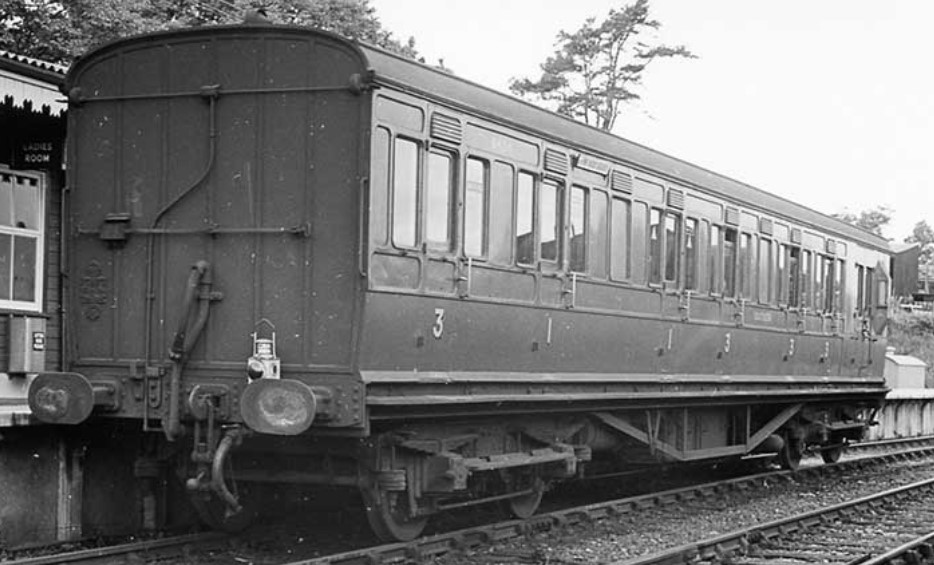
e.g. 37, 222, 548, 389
432, 308, 445, 339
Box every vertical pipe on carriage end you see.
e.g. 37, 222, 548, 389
139, 89, 218, 438
164, 261, 211, 441
144, 89, 218, 365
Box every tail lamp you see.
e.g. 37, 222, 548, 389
247, 326, 280, 380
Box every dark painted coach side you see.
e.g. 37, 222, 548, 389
353, 41, 889, 419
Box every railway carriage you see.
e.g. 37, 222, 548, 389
28, 23, 891, 541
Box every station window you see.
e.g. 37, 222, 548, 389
610, 197, 630, 281
464, 157, 488, 257
723, 228, 737, 297
589, 189, 608, 278
540, 179, 561, 263
0, 172, 44, 312
391, 138, 419, 247
426, 150, 454, 249
516, 172, 535, 265
709, 224, 722, 293
489, 162, 514, 265
569, 186, 587, 272
684, 218, 698, 291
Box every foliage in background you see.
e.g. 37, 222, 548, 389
887, 310, 934, 387
830, 205, 893, 237
510, 0, 695, 131
905, 220, 934, 273
0, 0, 418, 64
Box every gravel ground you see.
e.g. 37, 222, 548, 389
431, 457, 934, 565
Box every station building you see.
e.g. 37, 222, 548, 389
0, 50, 66, 422
0, 50, 75, 547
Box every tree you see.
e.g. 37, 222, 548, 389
0, 0, 418, 64
831, 205, 893, 237
510, 0, 695, 131
905, 220, 934, 267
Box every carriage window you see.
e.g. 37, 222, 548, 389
631, 202, 648, 284
738, 233, 753, 299
787, 246, 801, 307
465, 157, 488, 257
821, 255, 835, 312
758, 238, 772, 303
685, 218, 698, 290
856, 264, 869, 316
815, 255, 825, 311
649, 208, 662, 283
489, 162, 514, 265
723, 228, 737, 297
610, 197, 631, 280
709, 224, 722, 293
699, 219, 710, 293
392, 138, 419, 247
664, 213, 681, 284
590, 190, 608, 278
801, 250, 812, 308
876, 275, 888, 307
569, 186, 587, 272
540, 179, 560, 262
369, 127, 390, 245
426, 151, 454, 248
814, 255, 827, 310
516, 172, 535, 265
835, 259, 845, 313
777, 244, 787, 304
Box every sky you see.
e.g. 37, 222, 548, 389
370, 0, 933, 243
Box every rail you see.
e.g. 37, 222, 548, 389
279, 437, 934, 565
2, 532, 225, 565
614, 476, 934, 565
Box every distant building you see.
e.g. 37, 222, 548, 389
890, 242, 921, 300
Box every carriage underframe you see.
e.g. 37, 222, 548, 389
176, 383, 880, 541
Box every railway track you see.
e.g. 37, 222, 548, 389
619, 476, 934, 565
5, 436, 934, 565
278, 437, 934, 565
0, 532, 226, 565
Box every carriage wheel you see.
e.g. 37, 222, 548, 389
504, 477, 545, 519
361, 486, 427, 542
820, 443, 845, 464
778, 437, 804, 471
